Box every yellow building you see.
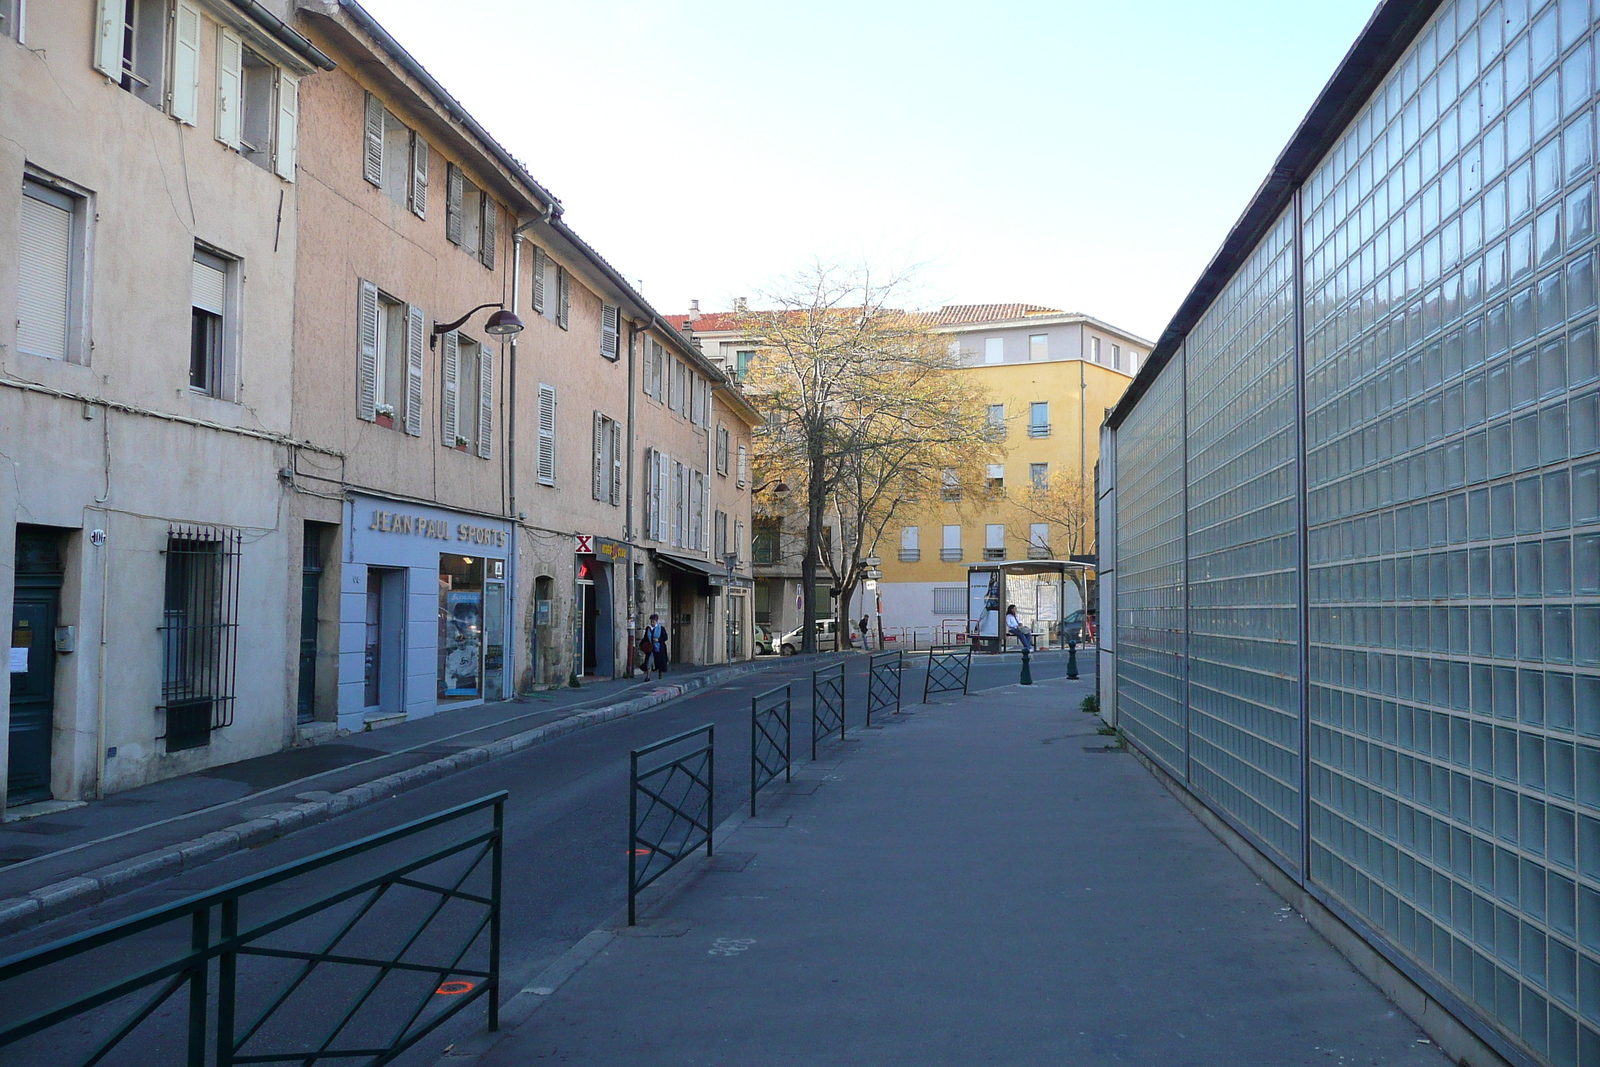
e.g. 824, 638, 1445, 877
873, 305, 1146, 642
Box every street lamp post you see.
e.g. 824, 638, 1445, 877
722, 552, 738, 662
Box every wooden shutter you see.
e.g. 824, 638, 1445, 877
363, 92, 384, 186
17, 189, 72, 360
404, 304, 424, 436
215, 28, 243, 149
591, 411, 605, 500
537, 384, 557, 485
409, 132, 428, 218
445, 162, 464, 245
531, 247, 545, 313
479, 197, 496, 269
643, 449, 656, 536
690, 472, 702, 550
274, 73, 299, 181
356, 279, 379, 421
611, 421, 623, 506
171, 3, 202, 125
93, 0, 121, 78
737, 444, 748, 487
601, 303, 619, 359
477, 345, 493, 459
440, 330, 459, 446
557, 266, 570, 329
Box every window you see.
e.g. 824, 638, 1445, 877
592, 412, 622, 504
941, 469, 960, 501
985, 524, 1006, 560
357, 279, 423, 434
363, 93, 427, 213
670, 460, 686, 547
643, 449, 668, 540
716, 426, 730, 474
716, 511, 731, 558
1030, 462, 1049, 490
160, 525, 242, 750
737, 444, 748, 488
446, 164, 496, 269
1112, 343, 1122, 371
190, 248, 231, 397
556, 265, 570, 329
941, 525, 962, 562
94, 0, 166, 108
531, 246, 547, 314
1029, 523, 1050, 559
733, 519, 745, 565
536, 384, 556, 485
440, 334, 488, 455
690, 470, 706, 550
1091, 336, 1101, 363
215, 32, 298, 180
1029, 333, 1048, 362
984, 337, 1004, 364
601, 303, 619, 360
932, 586, 965, 614
0, 0, 21, 42
987, 403, 1006, 432
17, 177, 86, 362
899, 526, 920, 563
735, 349, 754, 382
1029, 402, 1050, 437
753, 518, 781, 564
644, 339, 665, 399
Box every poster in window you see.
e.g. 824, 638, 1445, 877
443, 590, 482, 697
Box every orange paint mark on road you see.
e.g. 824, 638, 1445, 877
436, 981, 475, 996
631, 848, 653, 856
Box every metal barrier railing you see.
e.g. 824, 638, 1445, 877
923, 645, 973, 700
749, 684, 792, 816
811, 662, 846, 760
0, 792, 506, 1067
629, 724, 714, 926
866, 650, 903, 724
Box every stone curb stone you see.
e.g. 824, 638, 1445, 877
0, 661, 772, 938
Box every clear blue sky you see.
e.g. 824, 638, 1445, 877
360, 0, 1381, 341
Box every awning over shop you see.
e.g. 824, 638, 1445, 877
652, 550, 752, 593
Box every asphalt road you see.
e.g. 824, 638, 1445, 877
0, 651, 1089, 1067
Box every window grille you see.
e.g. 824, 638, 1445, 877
931, 587, 965, 614
159, 525, 242, 749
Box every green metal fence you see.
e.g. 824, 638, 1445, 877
923, 645, 972, 700
749, 684, 792, 816
628, 724, 714, 926
866, 651, 903, 724
810, 662, 845, 760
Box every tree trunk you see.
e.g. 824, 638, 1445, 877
800, 442, 826, 654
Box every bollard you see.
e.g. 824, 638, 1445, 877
1066, 640, 1079, 680
1020, 647, 1033, 686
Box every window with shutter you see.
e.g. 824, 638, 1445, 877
734, 520, 744, 565
557, 267, 570, 330
18, 180, 80, 362
537, 384, 557, 485
440, 331, 460, 446
671, 461, 685, 548
479, 197, 496, 269
92, 0, 121, 78
476, 344, 493, 458
171, 3, 202, 125
356, 279, 379, 421
101, 0, 166, 107
657, 452, 669, 540
190, 249, 229, 396
611, 421, 623, 506
215, 28, 243, 149
274, 73, 299, 181
592, 412, 605, 501
404, 304, 424, 436
532, 247, 546, 314
445, 162, 464, 246
409, 132, 428, 217
363, 92, 384, 186
642, 449, 654, 536
737, 445, 748, 488
716, 427, 729, 474
601, 303, 619, 360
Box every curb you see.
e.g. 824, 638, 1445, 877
0, 661, 774, 938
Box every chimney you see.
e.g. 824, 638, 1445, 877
687, 298, 700, 325
734, 296, 747, 313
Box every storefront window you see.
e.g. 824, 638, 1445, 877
439, 554, 486, 703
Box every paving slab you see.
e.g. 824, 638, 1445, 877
480, 677, 1452, 1067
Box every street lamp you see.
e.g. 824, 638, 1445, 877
430, 303, 524, 348
722, 552, 739, 662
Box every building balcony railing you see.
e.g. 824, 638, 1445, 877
1027, 545, 1051, 559
983, 548, 1005, 560
1028, 423, 1051, 438
940, 548, 963, 562
898, 549, 920, 562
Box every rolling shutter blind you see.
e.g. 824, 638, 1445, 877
601, 303, 619, 359
445, 163, 464, 245
536, 385, 557, 485
592, 412, 605, 501
409, 133, 428, 218
363, 92, 384, 186
531, 247, 545, 313
477, 345, 493, 458
171, 3, 202, 125
191, 255, 225, 315
92, 0, 120, 78
17, 189, 72, 360
404, 304, 424, 436
479, 198, 496, 269
215, 28, 243, 149
356, 279, 379, 421
611, 422, 622, 505
986, 524, 1005, 550
274, 73, 299, 181
440, 330, 459, 446
557, 267, 569, 329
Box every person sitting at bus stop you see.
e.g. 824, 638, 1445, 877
1005, 604, 1033, 654
639, 614, 669, 681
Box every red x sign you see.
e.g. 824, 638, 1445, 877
575, 534, 593, 554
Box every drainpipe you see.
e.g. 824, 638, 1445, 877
507, 202, 553, 693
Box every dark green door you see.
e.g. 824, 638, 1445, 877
11, 528, 63, 805
296, 527, 323, 725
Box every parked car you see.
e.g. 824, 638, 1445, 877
753, 624, 776, 655
778, 618, 857, 655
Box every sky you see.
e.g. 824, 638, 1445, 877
359, 0, 1382, 342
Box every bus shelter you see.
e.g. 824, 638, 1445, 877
965, 560, 1093, 652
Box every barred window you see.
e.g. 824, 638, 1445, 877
160, 525, 241, 750
932, 587, 966, 614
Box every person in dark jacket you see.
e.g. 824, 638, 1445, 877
639, 614, 669, 680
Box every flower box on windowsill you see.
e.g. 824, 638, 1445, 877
375, 413, 395, 430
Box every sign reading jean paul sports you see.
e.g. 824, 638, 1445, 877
369, 510, 508, 549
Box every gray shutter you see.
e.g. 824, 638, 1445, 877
611, 421, 623, 506
363, 92, 384, 186
592, 412, 604, 500
441, 330, 459, 446
409, 132, 428, 218
445, 162, 463, 245
215, 28, 243, 149
601, 303, 619, 359
357, 279, 379, 421
404, 304, 424, 436
93, 0, 121, 78
532, 247, 545, 313
537, 384, 557, 484
171, 3, 202, 125
274, 73, 299, 181
557, 267, 570, 330
479, 197, 496, 269
642, 448, 654, 535
477, 345, 493, 458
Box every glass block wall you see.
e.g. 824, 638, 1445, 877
1110, 1, 1600, 1063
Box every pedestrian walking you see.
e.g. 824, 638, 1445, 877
638, 613, 669, 680
1005, 604, 1033, 654
859, 614, 870, 650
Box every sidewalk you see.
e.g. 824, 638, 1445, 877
479, 675, 1450, 1067
0, 659, 774, 932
